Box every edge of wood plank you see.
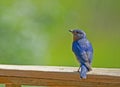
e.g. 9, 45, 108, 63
0, 64, 119, 77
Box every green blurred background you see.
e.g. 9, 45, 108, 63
0, 0, 120, 87
0, 0, 120, 68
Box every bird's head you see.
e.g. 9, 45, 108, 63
69, 29, 86, 41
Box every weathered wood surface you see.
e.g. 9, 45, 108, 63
0, 65, 120, 87
5, 84, 21, 87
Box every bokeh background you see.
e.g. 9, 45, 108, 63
0, 0, 120, 87
0, 0, 120, 69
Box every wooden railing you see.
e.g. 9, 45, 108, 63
0, 65, 120, 87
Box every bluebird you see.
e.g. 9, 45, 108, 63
69, 29, 93, 79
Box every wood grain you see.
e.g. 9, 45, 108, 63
6, 84, 21, 87
0, 65, 119, 87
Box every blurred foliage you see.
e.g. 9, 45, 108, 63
0, 0, 120, 68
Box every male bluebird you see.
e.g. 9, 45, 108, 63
69, 29, 93, 79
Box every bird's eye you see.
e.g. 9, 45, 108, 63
76, 31, 83, 34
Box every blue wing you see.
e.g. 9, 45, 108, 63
72, 39, 93, 70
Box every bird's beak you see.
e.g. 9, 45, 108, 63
69, 30, 73, 33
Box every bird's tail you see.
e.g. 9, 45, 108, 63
80, 65, 88, 79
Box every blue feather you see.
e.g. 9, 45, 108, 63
71, 30, 93, 79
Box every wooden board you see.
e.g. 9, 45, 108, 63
0, 65, 119, 87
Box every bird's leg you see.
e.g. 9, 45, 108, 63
77, 66, 80, 72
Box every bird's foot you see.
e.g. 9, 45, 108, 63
77, 68, 80, 72
88, 67, 92, 72
80, 76, 86, 79
85, 62, 92, 72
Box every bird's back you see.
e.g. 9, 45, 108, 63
78, 38, 93, 52
72, 38, 93, 63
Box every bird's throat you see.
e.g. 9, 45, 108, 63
73, 36, 80, 41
